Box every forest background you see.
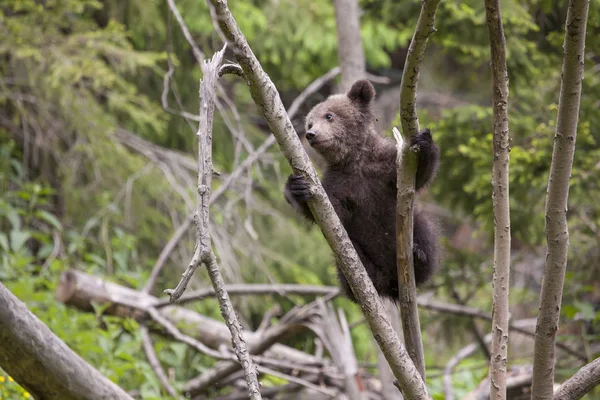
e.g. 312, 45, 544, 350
1, 0, 599, 398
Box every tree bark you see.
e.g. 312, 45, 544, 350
55, 270, 319, 365
333, 0, 366, 91
0, 283, 134, 400
531, 1, 589, 399
554, 356, 600, 400
198, 47, 261, 399
205, 0, 429, 397
396, 0, 441, 380
483, 1, 512, 399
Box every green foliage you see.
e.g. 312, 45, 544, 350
2, 0, 600, 397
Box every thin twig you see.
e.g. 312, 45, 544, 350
41, 230, 61, 272
147, 307, 231, 360
443, 339, 487, 400
155, 283, 339, 308
395, 0, 441, 380
184, 300, 319, 395
140, 325, 181, 399
256, 365, 338, 398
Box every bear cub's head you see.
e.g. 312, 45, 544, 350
305, 79, 378, 165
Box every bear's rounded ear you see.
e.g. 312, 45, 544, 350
347, 80, 375, 106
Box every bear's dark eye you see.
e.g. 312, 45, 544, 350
325, 113, 333, 121
307, 123, 313, 130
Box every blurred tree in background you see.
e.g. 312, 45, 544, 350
1, 0, 599, 398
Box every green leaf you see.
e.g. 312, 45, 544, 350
36, 210, 63, 231
9, 230, 31, 252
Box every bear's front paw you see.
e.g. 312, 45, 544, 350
410, 128, 432, 152
413, 243, 428, 265
285, 174, 313, 202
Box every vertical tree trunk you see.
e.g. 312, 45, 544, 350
483, 1, 512, 399
531, 1, 589, 399
333, 0, 366, 91
396, 0, 441, 380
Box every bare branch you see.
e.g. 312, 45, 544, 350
147, 307, 231, 360
56, 270, 320, 365
205, 0, 429, 397
143, 66, 340, 294
164, 46, 262, 399
417, 298, 585, 361
531, 1, 590, 399
444, 339, 484, 400
395, 0, 441, 380
165, 0, 204, 62
554, 357, 600, 400
317, 300, 364, 399
0, 283, 134, 400
143, 215, 192, 294
483, 0, 512, 397
256, 365, 338, 397
184, 301, 320, 396
156, 283, 339, 308
140, 325, 182, 399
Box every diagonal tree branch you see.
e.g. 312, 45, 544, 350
554, 356, 600, 400
395, 0, 441, 380
531, 1, 590, 399
483, 0, 512, 398
0, 283, 134, 400
140, 325, 181, 399
205, 0, 428, 397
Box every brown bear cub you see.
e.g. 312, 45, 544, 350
284, 79, 440, 302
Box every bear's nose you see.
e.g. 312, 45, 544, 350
305, 130, 316, 141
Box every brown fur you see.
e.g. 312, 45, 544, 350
284, 80, 440, 302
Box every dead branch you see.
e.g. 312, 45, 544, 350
55, 270, 319, 365
142, 66, 340, 295
483, 0, 512, 397
161, 47, 261, 399
531, 1, 590, 399
205, 0, 428, 397
155, 283, 339, 307
417, 297, 584, 361
317, 300, 364, 399
444, 338, 488, 400
184, 298, 324, 396
395, 0, 441, 380
0, 283, 133, 400
554, 356, 600, 400
140, 325, 181, 398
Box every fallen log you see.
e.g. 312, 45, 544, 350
0, 282, 134, 400
55, 270, 319, 365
